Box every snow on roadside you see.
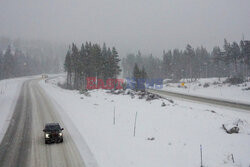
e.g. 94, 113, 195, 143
0, 77, 31, 142
162, 78, 250, 104
40, 77, 250, 167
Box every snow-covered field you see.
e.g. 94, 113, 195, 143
0, 77, 32, 142
40, 76, 250, 167
162, 78, 250, 104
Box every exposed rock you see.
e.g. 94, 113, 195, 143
147, 137, 155, 141
242, 87, 250, 91
203, 83, 210, 88
222, 124, 239, 134
161, 102, 166, 107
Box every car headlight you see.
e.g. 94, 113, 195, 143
45, 133, 50, 138
59, 132, 62, 136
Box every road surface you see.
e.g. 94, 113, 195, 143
148, 89, 250, 111
0, 79, 85, 167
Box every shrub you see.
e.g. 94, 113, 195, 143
242, 87, 250, 91
224, 75, 244, 85
203, 83, 210, 88
212, 81, 220, 85
79, 89, 90, 96
57, 82, 73, 90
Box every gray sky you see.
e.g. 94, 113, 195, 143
1, 0, 250, 57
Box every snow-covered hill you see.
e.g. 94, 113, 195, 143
40, 76, 250, 167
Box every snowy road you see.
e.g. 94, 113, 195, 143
0, 79, 85, 167
149, 89, 250, 111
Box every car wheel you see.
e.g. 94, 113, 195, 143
61, 138, 63, 143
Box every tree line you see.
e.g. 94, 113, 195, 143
122, 51, 162, 79
132, 63, 148, 91
122, 39, 250, 81
0, 46, 60, 80
64, 42, 121, 90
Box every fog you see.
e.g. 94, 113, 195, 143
1, 0, 250, 56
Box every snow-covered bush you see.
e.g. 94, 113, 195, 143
57, 82, 73, 90
79, 89, 90, 96
242, 87, 250, 91
224, 75, 244, 85
203, 83, 210, 88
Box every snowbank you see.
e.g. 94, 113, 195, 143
0, 77, 32, 142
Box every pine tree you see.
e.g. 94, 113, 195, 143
79, 44, 87, 89
184, 44, 195, 81
141, 66, 147, 79
110, 47, 121, 79
101, 43, 109, 81
0, 51, 3, 79
172, 49, 183, 80
162, 50, 172, 78
121, 53, 136, 78
84, 42, 92, 77
133, 63, 140, 91
64, 49, 72, 87
231, 42, 240, 74
71, 43, 81, 89
223, 40, 241, 75
105, 47, 112, 78
223, 39, 232, 64
240, 40, 250, 77
3, 46, 15, 78
212, 46, 224, 78
92, 44, 102, 78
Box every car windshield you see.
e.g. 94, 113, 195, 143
45, 125, 61, 131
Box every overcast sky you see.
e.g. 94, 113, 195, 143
0, 0, 250, 57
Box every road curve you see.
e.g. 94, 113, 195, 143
148, 89, 250, 111
0, 79, 85, 167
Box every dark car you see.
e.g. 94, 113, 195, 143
43, 123, 64, 144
